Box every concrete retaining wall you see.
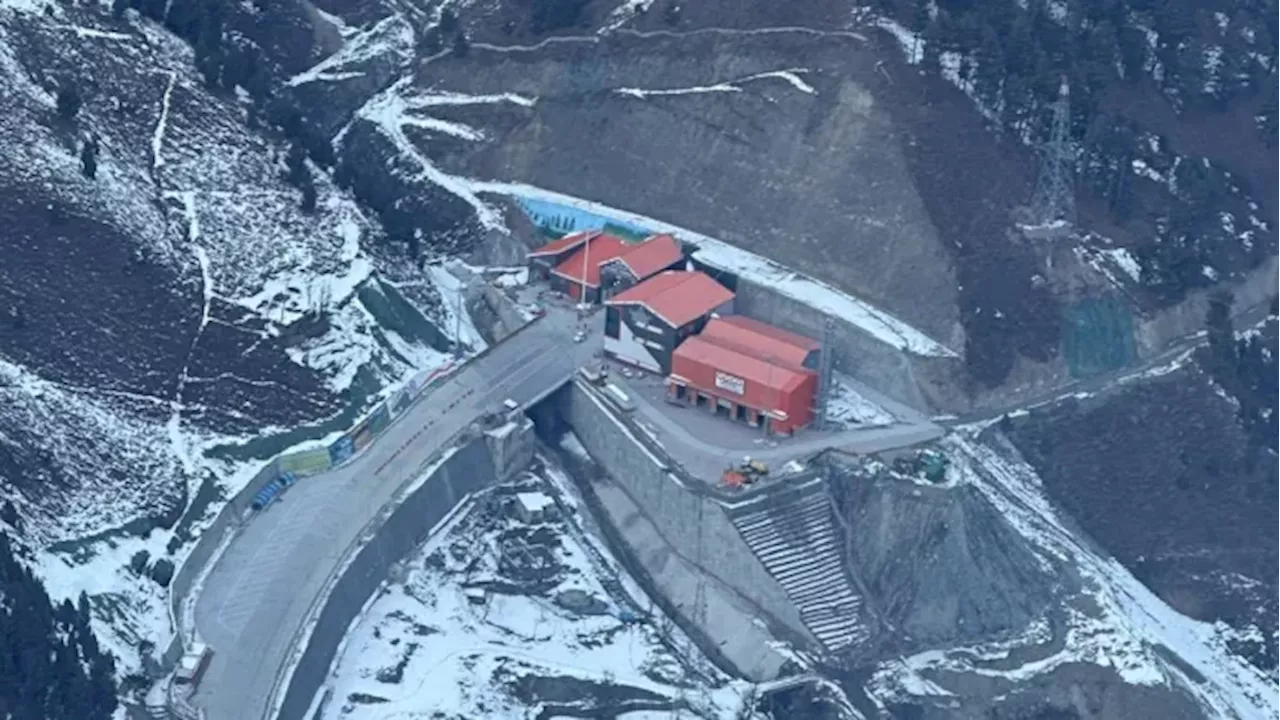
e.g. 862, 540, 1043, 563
728, 275, 968, 415
563, 381, 811, 648
275, 437, 498, 720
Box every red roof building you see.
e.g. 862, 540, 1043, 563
530, 232, 687, 303
669, 333, 818, 435
665, 314, 821, 436
550, 234, 631, 298
612, 233, 683, 280
699, 315, 820, 371
606, 271, 735, 327
526, 230, 596, 259
603, 270, 736, 374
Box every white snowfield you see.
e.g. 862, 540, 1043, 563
893, 433, 1279, 720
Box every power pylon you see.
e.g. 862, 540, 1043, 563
1028, 80, 1077, 228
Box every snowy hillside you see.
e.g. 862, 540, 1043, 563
860, 429, 1278, 720
0, 0, 469, 678
313, 459, 756, 719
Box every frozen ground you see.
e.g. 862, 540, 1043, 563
313, 459, 756, 720
825, 375, 896, 429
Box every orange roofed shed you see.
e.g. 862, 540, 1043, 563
699, 315, 820, 371
669, 335, 817, 435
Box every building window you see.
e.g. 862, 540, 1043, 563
630, 306, 654, 330
604, 307, 620, 339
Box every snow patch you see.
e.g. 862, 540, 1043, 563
286, 13, 413, 87
312, 466, 749, 719
615, 68, 816, 98
945, 434, 1279, 720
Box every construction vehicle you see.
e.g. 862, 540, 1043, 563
174, 643, 213, 688
720, 457, 770, 489
251, 472, 298, 511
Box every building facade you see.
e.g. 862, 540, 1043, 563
668, 335, 818, 435
604, 270, 735, 374
528, 232, 685, 304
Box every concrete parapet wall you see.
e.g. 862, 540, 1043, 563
730, 276, 968, 415
275, 438, 498, 720
563, 381, 814, 652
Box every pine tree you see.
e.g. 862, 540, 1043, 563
1205, 290, 1236, 392
300, 175, 317, 212
0, 533, 117, 720
285, 142, 307, 185
0, 499, 19, 529
451, 30, 469, 58
438, 7, 458, 35
79, 137, 99, 179
56, 83, 82, 121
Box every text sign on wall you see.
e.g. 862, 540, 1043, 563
715, 371, 745, 395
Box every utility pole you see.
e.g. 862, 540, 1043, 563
580, 232, 591, 306
1028, 79, 1077, 230
453, 268, 465, 359
814, 316, 836, 430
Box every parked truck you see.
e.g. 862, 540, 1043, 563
173, 643, 213, 689
250, 472, 298, 511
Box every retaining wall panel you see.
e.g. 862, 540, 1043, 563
564, 382, 810, 644
275, 439, 497, 720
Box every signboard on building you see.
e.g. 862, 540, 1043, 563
714, 371, 745, 395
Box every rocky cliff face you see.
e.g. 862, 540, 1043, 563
825, 454, 1059, 654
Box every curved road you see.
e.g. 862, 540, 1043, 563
190, 307, 596, 720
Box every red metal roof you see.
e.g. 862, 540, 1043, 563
528, 230, 598, 258
550, 234, 630, 288
606, 271, 734, 327
672, 335, 811, 395
700, 315, 818, 369
618, 233, 683, 280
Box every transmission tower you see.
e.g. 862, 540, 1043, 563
813, 316, 836, 430
1028, 80, 1077, 228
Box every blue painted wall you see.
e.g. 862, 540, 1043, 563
514, 196, 653, 241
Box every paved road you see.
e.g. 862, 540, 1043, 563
191, 308, 601, 720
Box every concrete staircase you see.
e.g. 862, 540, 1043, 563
729, 485, 870, 654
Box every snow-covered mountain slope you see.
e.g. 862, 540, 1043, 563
315, 460, 755, 719
857, 429, 1277, 720
0, 0, 465, 677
